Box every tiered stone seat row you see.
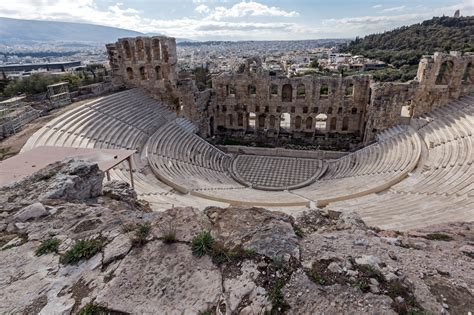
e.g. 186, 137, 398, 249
146, 121, 243, 193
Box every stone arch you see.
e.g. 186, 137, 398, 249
315, 113, 327, 131
345, 83, 354, 96
155, 66, 162, 79
270, 84, 278, 96
238, 113, 244, 126
248, 112, 256, 128
327, 107, 333, 114
295, 116, 302, 129
342, 117, 349, 131
463, 62, 473, 83
351, 107, 357, 114
126, 67, 134, 80
258, 114, 266, 128
163, 46, 169, 63
280, 113, 291, 129
248, 84, 256, 96
123, 41, 132, 59
152, 39, 161, 60
136, 39, 145, 60
269, 115, 276, 129
320, 84, 329, 97
139, 66, 147, 80
330, 117, 337, 131
282, 84, 292, 102
227, 113, 234, 127
436, 60, 454, 85
297, 84, 306, 98
305, 116, 313, 130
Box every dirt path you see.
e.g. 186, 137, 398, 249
0, 96, 102, 160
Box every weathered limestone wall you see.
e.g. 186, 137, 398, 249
106, 36, 474, 147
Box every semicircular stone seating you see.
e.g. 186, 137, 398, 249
328, 95, 474, 231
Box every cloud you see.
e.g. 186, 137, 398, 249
195, 4, 210, 14
208, 1, 299, 20
372, 4, 382, 9
381, 6, 406, 13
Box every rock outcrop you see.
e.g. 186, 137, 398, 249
1, 159, 473, 314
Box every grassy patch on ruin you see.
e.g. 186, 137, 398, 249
191, 231, 214, 257
423, 233, 453, 241
35, 238, 61, 256
1, 234, 28, 251
60, 238, 104, 265
77, 302, 124, 315
131, 223, 151, 247
159, 223, 177, 244
266, 279, 289, 314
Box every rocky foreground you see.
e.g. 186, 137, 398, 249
0, 159, 473, 314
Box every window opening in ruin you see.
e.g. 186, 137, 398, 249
313, 107, 319, 113
234, 105, 240, 111
351, 108, 357, 114
228, 114, 234, 126
152, 39, 161, 60
163, 46, 169, 63
155, 66, 162, 80
282, 84, 292, 102
338, 107, 343, 114
243, 105, 247, 111
255, 105, 260, 112
269, 115, 276, 129
400, 105, 411, 118
227, 84, 235, 96
291, 106, 296, 113
297, 84, 306, 98
435, 60, 454, 85
276, 106, 281, 113
270, 84, 278, 96
265, 106, 269, 113
238, 113, 244, 126
327, 107, 333, 114
315, 113, 327, 131
305, 117, 313, 130
222, 105, 227, 112
136, 39, 145, 61
248, 84, 257, 96
258, 115, 266, 128
280, 113, 291, 129
295, 116, 302, 129
303, 106, 308, 114
342, 117, 349, 131
126, 67, 134, 80
320, 84, 329, 97
123, 41, 132, 59
345, 83, 354, 96
330, 117, 337, 131
139, 67, 147, 80
462, 62, 473, 83
248, 112, 256, 128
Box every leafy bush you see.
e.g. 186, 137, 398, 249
191, 231, 214, 257
131, 223, 151, 247
35, 238, 61, 256
60, 238, 104, 265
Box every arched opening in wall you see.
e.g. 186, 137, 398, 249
305, 117, 313, 130
282, 84, 292, 102
270, 84, 278, 96
163, 46, 169, 63
228, 114, 234, 127
248, 84, 256, 96
269, 115, 276, 129
351, 108, 357, 114
238, 113, 244, 127
342, 117, 349, 131
229, 84, 236, 96
136, 39, 145, 61
139, 66, 147, 80
297, 84, 306, 99
338, 107, 343, 114
209, 117, 214, 137
295, 116, 302, 129
248, 112, 256, 129
280, 113, 291, 130
330, 117, 337, 131
222, 105, 227, 112
303, 106, 308, 113
327, 107, 333, 114
123, 41, 132, 59
313, 107, 319, 113
315, 113, 327, 131
258, 115, 266, 129
345, 83, 354, 96
152, 39, 161, 60
320, 84, 329, 97
155, 66, 162, 80
126, 67, 134, 80
435, 60, 454, 85
462, 62, 473, 83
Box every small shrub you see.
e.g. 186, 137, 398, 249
424, 233, 453, 241
131, 223, 151, 247
267, 279, 289, 314
272, 256, 286, 270
191, 231, 214, 257
60, 238, 104, 265
293, 226, 304, 238
35, 238, 61, 256
78, 303, 109, 315
160, 223, 177, 244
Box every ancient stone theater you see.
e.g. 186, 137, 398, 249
24, 36, 474, 230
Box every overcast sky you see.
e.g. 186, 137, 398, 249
0, 0, 472, 40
